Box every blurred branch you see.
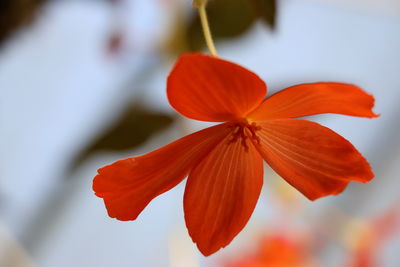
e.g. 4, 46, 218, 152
19, 51, 174, 255
0, 223, 35, 267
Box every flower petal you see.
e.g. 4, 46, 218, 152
93, 123, 231, 221
184, 128, 264, 256
248, 82, 378, 120
254, 119, 374, 200
167, 53, 267, 122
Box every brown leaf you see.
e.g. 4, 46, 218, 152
0, 0, 48, 46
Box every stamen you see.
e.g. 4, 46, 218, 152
227, 121, 261, 150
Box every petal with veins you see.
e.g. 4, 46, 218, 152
249, 82, 378, 120
93, 123, 231, 221
168, 53, 267, 122
254, 119, 373, 200
184, 129, 263, 255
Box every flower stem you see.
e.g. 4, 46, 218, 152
196, 2, 218, 56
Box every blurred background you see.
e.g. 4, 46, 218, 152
1, 0, 400, 266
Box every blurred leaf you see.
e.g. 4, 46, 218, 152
249, 0, 276, 27
186, 0, 255, 52
70, 105, 174, 171
0, 0, 48, 46
166, 0, 276, 54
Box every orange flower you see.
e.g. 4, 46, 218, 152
93, 53, 378, 256
344, 203, 400, 267
222, 234, 320, 267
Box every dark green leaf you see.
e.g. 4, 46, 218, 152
249, 0, 276, 27
186, 0, 256, 51
70, 105, 174, 171
171, 0, 276, 53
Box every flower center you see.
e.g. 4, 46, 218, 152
227, 120, 261, 150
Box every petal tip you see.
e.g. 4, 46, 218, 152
358, 171, 375, 184
197, 244, 221, 257
370, 112, 380, 118
305, 183, 350, 201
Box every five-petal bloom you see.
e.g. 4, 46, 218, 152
93, 53, 378, 256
